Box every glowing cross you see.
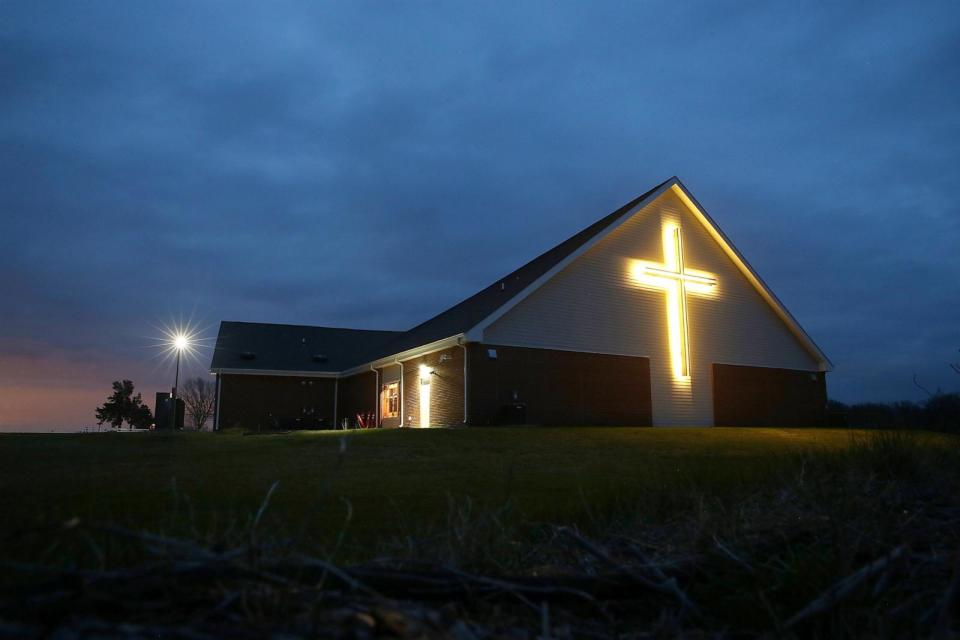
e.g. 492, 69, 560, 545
632, 222, 717, 379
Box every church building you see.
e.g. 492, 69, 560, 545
210, 177, 831, 429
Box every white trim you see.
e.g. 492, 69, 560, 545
669, 182, 832, 371
370, 364, 379, 426
459, 340, 468, 424
463, 180, 676, 342
208, 179, 831, 381
711, 360, 825, 373
213, 372, 221, 431
398, 359, 404, 427
340, 334, 465, 376
465, 178, 832, 371
479, 340, 653, 362
211, 368, 339, 378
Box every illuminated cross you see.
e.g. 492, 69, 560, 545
632, 222, 717, 379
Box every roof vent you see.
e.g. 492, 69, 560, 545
500, 281, 505, 291
312, 354, 328, 363
240, 351, 256, 361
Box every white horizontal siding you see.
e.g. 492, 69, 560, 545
483, 190, 819, 426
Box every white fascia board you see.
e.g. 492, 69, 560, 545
463, 179, 677, 343
463, 178, 832, 372
669, 181, 833, 372
212, 335, 467, 379
210, 368, 339, 378
339, 334, 465, 377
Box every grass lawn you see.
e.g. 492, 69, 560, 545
0, 427, 949, 553
2, 427, 958, 637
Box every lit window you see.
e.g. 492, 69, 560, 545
380, 382, 399, 418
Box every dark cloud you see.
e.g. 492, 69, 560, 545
2, 0, 959, 428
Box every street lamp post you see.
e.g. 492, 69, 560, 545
171, 335, 188, 429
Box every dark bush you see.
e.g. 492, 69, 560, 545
827, 392, 960, 433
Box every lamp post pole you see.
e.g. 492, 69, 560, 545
171, 348, 180, 430
171, 336, 187, 430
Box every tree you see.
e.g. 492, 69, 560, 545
95, 380, 154, 430
181, 377, 215, 430
129, 401, 154, 430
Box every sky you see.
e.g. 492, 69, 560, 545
2, 1, 959, 431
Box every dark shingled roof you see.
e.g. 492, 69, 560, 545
211, 178, 672, 373
361, 178, 673, 360
210, 322, 402, 373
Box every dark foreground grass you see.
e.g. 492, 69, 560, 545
0, 427, 890, 549
1, 428, 958, 638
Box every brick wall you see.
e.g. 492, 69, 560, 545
467, 344, 652, 426
401, 346, 465, 427
337, 371, 377, 428
713, 364, 826, 426
217, 374, 336, 431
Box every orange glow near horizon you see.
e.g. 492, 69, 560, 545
632, 221, 717, 380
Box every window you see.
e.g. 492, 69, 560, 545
380, 382, 399, 418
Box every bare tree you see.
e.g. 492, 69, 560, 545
181, 377, 215, 430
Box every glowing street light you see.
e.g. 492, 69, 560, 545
150, 322, 210, 430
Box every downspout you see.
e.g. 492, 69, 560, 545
459, 340, 468, 425
213, 372, 221, 431
333, 378, 339, 429
397, 358, 404, 427
370, 365, 379, 427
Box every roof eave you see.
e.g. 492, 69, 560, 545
463, 178, 677, 340
210, 367, 340, 377
464, 177, 833, 372
339, 333, 466, 377
669, 180, 833, 372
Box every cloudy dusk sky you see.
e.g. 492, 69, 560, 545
2, 1, 959, 431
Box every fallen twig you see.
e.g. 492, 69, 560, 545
786, 545, 906, 627
557, 526, 700, 617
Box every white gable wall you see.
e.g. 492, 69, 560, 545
482, 190, 819, 426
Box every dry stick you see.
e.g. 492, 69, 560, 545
290, 553, 380, 597
713, 535, 754, 574
251, 481, 280, 545
445, 567, 573, 614
541, 600, 550, 640
785, 545, 906, 628
92, 523, 225, 560
558, 526, 700, 617
933, 550, 960, 639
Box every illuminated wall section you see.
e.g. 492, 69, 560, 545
483, 189, 819, 426
631, 222, 717, 381
418, 364, 432, 428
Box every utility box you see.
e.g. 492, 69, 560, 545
155, 392, 185, 430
